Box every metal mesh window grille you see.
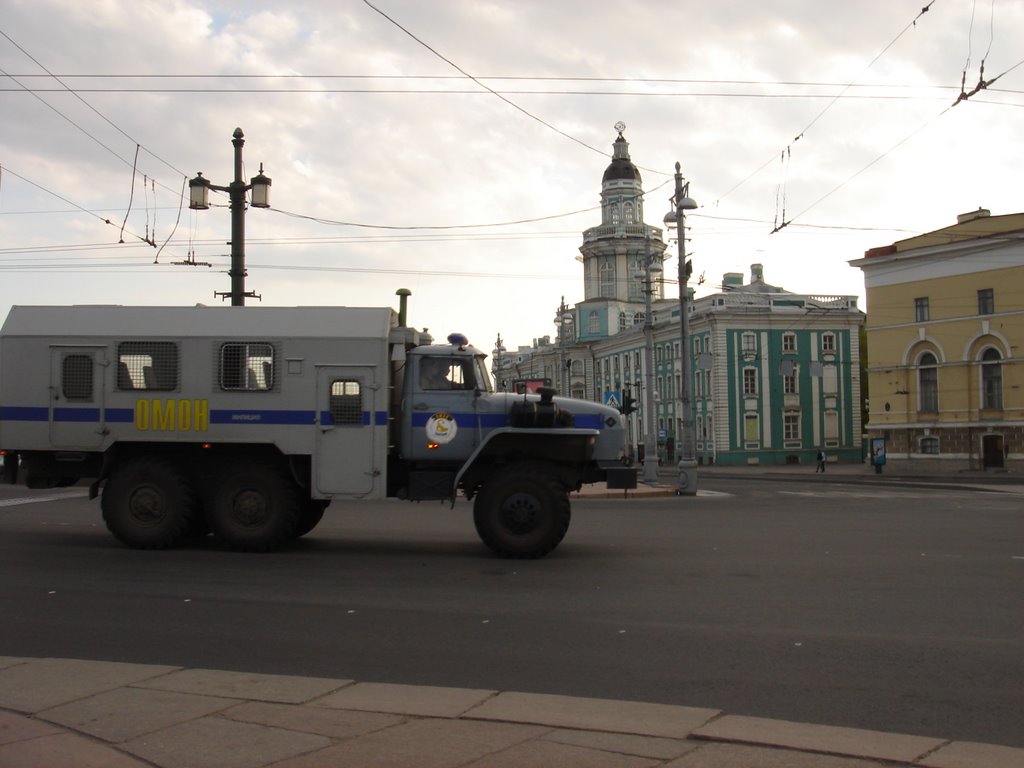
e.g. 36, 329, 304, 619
220, 342, 275, 391
117, 342, 179, 390
62, 354, 93, 400
329, 380, 362, 425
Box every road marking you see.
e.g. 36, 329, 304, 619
0, 491, 88, 508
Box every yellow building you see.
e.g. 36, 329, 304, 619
851, 209, 1024, 471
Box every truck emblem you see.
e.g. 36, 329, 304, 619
425, 412, 457, 444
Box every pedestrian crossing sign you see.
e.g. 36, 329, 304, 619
604, 391, 621, 409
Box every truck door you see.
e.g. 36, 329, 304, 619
406, 355, 481, 461
315, 366, 377, 496
49, 346, 107, 448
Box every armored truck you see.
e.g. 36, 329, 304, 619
0, 294, 630, 558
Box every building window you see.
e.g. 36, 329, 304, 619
618, 311, 627, 332
914, 297, 930, 322
981, 348, 1003, 409
743, 367, 757, 396
822, 333, 836, 353
782, 333, 796, 353
918, 352, 938, 412
977, 288, 994, 315
741, 332, 756, 357
783, 371, 797, 394
784, 412, 800, 441
920, 436, 940, 454
600, 260, 615, 298
624, 202, 635, 224
611, 205, 620, 225
587, 311, 600, 335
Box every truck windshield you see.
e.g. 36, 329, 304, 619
474, 356, 493, 392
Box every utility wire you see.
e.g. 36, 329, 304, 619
360, 0, 669, 177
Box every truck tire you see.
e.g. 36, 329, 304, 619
294, 500, 328, 538
209, 461, 300, 552
101, 457, 197, 549
473, 465, 570, 559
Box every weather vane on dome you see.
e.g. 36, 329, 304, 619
614, 120, 626, 136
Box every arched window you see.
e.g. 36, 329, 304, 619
981, 348, 1003, 409
611, 205, 620, 225
600, 260, 615, 298
918, 352, 938, 412
587, 310, 600, 336
624, 202, 635, 223
618, 311, 627, 332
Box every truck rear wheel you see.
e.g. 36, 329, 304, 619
101, 457, 197, 549
209, 461, 300, 552
473, 465, 570, 559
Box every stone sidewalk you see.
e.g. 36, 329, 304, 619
1, 657, 1021, 768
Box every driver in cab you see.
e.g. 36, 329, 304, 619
420, 358, 472, 390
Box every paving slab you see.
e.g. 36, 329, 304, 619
38, 685, 237, 743
543, 727, 698, 760
222, 700, 405, 739
0, 709, 62, 745
465, 691, 719, 739
461, 737, 663, 767
0, 658, 179, 713
0, 731, 151, 768
135, 667, 350, 704
664, 741, 892, 767
692, 714, 945, 763
314, 681, 496, 718
918, 740, 1024, 768
264, 717, 549, 768
120, 715, 331, 768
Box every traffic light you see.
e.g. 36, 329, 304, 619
620, 393, 636, 415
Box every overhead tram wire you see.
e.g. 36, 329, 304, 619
713, 1, 939, 214
359, 0, 668, 178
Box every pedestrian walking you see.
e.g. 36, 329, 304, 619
816, 448, 827, 473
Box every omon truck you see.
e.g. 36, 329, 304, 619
0, 295, 630, 558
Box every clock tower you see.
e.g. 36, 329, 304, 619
576, 123, 666, 342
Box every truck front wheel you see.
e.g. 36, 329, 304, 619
209, 461, 300, 552
101, 457, 197, 549
473, 466, 570, 559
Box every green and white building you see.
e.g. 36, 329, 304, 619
495, 128, 864, 466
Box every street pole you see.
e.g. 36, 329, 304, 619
639, 234, 661, 485
189, 128, 271, 306
665, 162, 699, 495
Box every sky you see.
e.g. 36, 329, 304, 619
1, 0, 1022, 358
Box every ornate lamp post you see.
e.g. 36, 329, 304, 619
663, 162, 699, 494
635, 232, 663, 484
554, 297, 574, 395
189, 127, 271, 306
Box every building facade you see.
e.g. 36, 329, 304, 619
495, 128, 864, 467
851, 209, 1024, 471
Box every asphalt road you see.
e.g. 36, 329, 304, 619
1, 478, 1021, 748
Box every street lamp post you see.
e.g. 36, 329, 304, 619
664, 162, 699, 495
189, 127, 271, 306
554, 297, 574, 395
635, 233, 663, 485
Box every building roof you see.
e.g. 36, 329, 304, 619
862, 210, 1024, 258
601, 135, 641, 183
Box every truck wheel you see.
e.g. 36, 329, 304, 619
209, 462, 300, 552
101, 457, 197, 549
294, 500, 328, 538
473, 467, 570, 559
